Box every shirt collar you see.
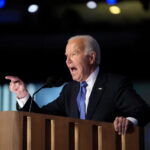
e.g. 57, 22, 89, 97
86, 66, 99, 87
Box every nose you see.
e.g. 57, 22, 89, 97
66, 56, 72, 65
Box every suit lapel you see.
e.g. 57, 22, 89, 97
70, 82, 80, 118
86, 73, 106, 119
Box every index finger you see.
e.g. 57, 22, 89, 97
5, 76, 20, 82
113, 117, 119, 131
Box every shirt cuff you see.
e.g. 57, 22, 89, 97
17, 94, 30, 108
126, 117, 138, 126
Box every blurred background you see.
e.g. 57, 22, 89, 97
0, 0, 150, 149
0, 0, 150, 83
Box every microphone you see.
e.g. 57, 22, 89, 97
29, 76, 64, 112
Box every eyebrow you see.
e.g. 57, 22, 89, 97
65, 49, 79, 56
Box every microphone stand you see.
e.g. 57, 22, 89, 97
28, 76, 64, 113
29, 84, 47, 113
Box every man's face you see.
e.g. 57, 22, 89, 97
65, 38, 96, 82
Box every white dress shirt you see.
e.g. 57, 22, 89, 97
85, 66, 99, 113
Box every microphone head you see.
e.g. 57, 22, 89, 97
44, 75, 64, 88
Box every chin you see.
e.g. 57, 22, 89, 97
72, 78, 78, 82
72, 77, 80, 82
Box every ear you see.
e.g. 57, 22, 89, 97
89, 51, 96, 65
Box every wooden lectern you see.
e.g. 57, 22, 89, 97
0, 111, 144, 150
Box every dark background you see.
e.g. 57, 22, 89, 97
0, 2, 150, 149
0, 0, 150, 84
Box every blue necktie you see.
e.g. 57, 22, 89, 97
77, 81, 87, 119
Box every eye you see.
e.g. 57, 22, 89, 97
72, 52, 77, 56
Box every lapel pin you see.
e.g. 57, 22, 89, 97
98, 87, 103, 90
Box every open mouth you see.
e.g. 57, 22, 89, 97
70, 67, 77, 73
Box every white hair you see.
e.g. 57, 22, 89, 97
68, 35, 101, 65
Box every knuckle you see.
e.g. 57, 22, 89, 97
117, 123, 122, 128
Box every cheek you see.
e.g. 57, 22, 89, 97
75, 56, 90, 72
77, 63, 86, 75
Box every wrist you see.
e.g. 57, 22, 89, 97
17, 90, 29, 99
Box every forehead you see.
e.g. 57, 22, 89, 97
65, 38, 86, 54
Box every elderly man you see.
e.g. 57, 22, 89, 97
6, 35, 149, 135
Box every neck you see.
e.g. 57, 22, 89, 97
89, 64, 98, 75
82, 65, 98, 82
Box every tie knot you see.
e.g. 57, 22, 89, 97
81, 81, 87, 88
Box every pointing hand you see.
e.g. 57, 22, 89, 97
5, 76, 28, 99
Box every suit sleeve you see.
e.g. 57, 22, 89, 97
114, 76, 150, 126
17, 84, 68, 117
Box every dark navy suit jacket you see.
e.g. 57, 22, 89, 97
18, 72, 150, 126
